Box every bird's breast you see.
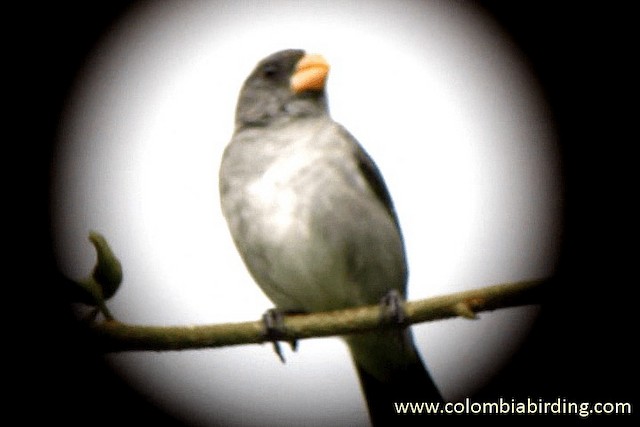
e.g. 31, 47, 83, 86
242, 144, 329, 242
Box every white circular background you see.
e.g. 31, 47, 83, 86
53, 1, 562, 425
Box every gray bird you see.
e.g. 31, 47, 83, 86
219, 49, 441, 424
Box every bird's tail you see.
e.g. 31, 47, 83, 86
346, 328, 442, 425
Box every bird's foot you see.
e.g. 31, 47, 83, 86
379, 289, 407, 326
262, 308, 298, 363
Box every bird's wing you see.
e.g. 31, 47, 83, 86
335, 125, 403, 231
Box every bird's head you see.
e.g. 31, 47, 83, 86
235, 49, 330, 129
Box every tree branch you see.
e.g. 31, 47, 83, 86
91, 279, 547, 353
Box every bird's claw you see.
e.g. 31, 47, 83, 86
262, 308, 297, 363
380, 289, 407, 326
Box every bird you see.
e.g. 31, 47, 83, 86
219, 49, 442, 424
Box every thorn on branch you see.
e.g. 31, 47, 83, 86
453, 301, 478, 319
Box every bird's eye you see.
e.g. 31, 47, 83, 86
262, 63, 279, 79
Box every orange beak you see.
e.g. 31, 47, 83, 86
290, 53, 330, 94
